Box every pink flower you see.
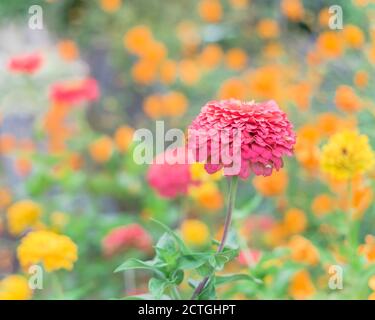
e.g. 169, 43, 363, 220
237, 249, 262, 266
49, 77, 100, 105
102, 224, 152, 256
188, 99, 296, 179
147, 147, 193, 199
7, 53, 43, 74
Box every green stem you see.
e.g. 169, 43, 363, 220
171, 285, 182, 300
191, 176, 239, 300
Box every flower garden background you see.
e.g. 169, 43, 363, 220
2, 0, 375, 300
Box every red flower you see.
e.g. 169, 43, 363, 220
188, 99, 296, 179
49, 78, 100, 105
102, 224, 152, 256
7, 53, 43, 74
147, 147, 193, 198
237, 249, 262, 266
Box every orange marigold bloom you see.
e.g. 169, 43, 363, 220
114, 126, 134, 153
131, 59, 158, 85
256, 19, 280, 39
198, 0, 222, 23
253, 169, 288, 197
318, 8, 330, 27
163, 91, 188, 117
281, 0, 304, 21
359, 235, 375, 263
335, 85, 362, 112
198, 44, 223, 70
89, 136, 114, 163
288, 235, 320, 265
159, 60, 177, 85
143, 95, 163, 119
218, 78, 248, 100
0, 134, 16, 154
123, 25, 153, 56
179, 59, 201, 85
289, 270, 316, 300
283, 208, 307, 234
225, 48, 248, 71
140, 41, 167, 63
352, 186, 373, 220
316, 113, 343, 136
343, 24, 365, 49
353, 70, 369, 89
316, 31, 344, 58
100, 0, 122, 13
57, 39, 79, 61
289, 82, 312, 111
311, 194, 334, 217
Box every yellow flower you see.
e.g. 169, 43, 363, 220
180, 219, 210, 246
0, 275, 32, 300
189, 182, 224, 212
320, 131, 375, 180
6, 200, 42, 236
17, 230, 78, 272
190, 162, 222, 182
289, 270, 316, 300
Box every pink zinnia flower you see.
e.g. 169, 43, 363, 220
102, 224, 152, 256
147, 147, 193, 199
49, 77, 100, 105
7, 53, 43, 74
188, 99, 296, 179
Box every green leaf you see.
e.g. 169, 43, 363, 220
149, 278, 169, 299
197, 276, 216, 300
122, 294, 171, 300
151, 219, 190, 254
178, 254, 209, 270
171, 269, 184, 285
216, 273, 262, 286
114, 258, 165, 276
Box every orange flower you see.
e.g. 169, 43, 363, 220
263, 43, 284, 59
143, 95, 163, 119
281, 0, 304, 21
359, 235, 375, 263
316, 31, 344, 58
253, 169, 288, 197
0, 134, 16, 154
89, 136, 114, 163
131, 59, 158, 85
163, 91, 188, 117
353, 70, 369, 89
218, 78, 247, 100
289, 270, 316, 300
159, 60, 177, 85
318, 8, 330, 27
114, 126, 135, 153
179, 59, 201, 85
225, 48, 248, 71
198, 44, 223, 70
283, 208, 307, 234
123, 25, 153, 56
14, 157, 32, 177
288, 235, 320, 265
140, 41, 167, 63
256, 19, 279, 39
335, 85, 362, 112
352, 186, 373, 220
289, 81, 312, 111
57, 40, 79, 61
343, 24, 365, 49
316, 113, 344, 136
311, 194, 334, 217
100, 0, 122, 13
198, 0, 222, 23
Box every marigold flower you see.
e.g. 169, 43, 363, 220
147, 148, 192, 198
6, 200, 42, 236
256, 19, 280, 39
198, 44, 223, 70
198, 0, 222, 23
188, 99, 296, 179
353, 70, 369, 89
311, 194, 334, 217
7, 53, 43, 75
100, 0, 122, 13
0, 134, 16, 154
320, 131, 375, 180
253, 169, 288, 197
359, 235, 375, 263
225, 48, 248, 71
131, 59, 158, 85
123, 25, 153, 55
89, 136, 114, 163
288, 235, 320, 265
289, 270, 316, 300
179, 59, 201, 85
189, 182, 224, 212
102, 224, 152, 256
283, 208, 307, 234
218, 78, 248, 100
114, 126, 135, 153
180, 219, 210, 246
0, 275, 32, 300
335, 85, 362, 112
343, 24, 365, 49
159, 60, 177, 85
281, 0, 304, 21
57, 40, 79, 61
316, 31, 344, 58
17, 230, 78, 272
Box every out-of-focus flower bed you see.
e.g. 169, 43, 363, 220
1, 0, 375, 300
